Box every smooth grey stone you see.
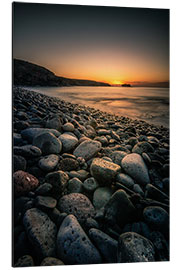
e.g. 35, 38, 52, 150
83, 177, 99, 193
35, 196, 57, 211
116, 173, 134, 188
133, 184, 144, 197
90, 158, 120, 186
68, 169, 89, 181
132, 142, 154, 154
45, 116, 62, 131
14, 145, 42, 158
57, 214, 102, 264
35, 183, 53, 195
73, 140, 102, 161
67, 178, 83, 193
143, 206, 169, 232
33, 132, 62, 155
62, 122, 75, 132
23, 208, 57, 258
89, 228, 118, 263
59, 133, 78, 152
93, 187, 113, 209
121, 153, 150, 186
118, 232, 155, 262
104, 189, 136, 227
38, 154, 59, 172
21, 127, 60, 143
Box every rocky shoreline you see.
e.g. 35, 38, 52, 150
13, 86, 169, 266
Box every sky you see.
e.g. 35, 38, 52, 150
13, 2, 169, 85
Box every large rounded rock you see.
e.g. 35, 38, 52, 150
73, 140, 102, 161
104, 189, 136, 227
13, 170, 39, 197
58, 193, 95, 225
132, 141, 154, 155
21, 128, 60, 143
45, 116, 62, 131
90, 158, 121, 186
89, 228, 118, 263
121, 153, 150, 186
62, 122, 75, 132
93, 187, 113, 209
117, 232, 155, 262
33, 132, 62, 155
45, 170, 69, 199
14, 145, 42, 158
38, 154, 59, 172
23, 208, 57, 259
59, 133, 78, 152
56, 214, 102, 264
143, 206, 169, 232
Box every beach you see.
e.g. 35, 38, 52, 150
13, 87, 169, 266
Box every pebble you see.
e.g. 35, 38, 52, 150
21, 127, 60, 143
38, 154, 59, 172
59, 133, 78, 152
45, 170, 69, 199
133, 184, 144, 197
104, 189, 136, 227
93, 187, 113, 209
132, 141, 154, 154
35, 196, 57, 211
89, 228, 118, 263
90, 158, 121, 186
121, 153, 150, 186
143, 206, 169, 232
14, 255, 34, 267
58, 193, 95, 225
73, 140, 102, 161
13, 170, 39, 197
40, 257, 64, 266
58, 158, 79, 171
83, 177, 99, 193
35, 183, 53, 195
67, 177, 83, 193
14, 145, 42, 158
68, 169, 89, 181
110, 151, 128, 165
33, 132, 62, 155
116, 173, 134, 188
62, 122, 75, 132
45, 116, 62, 131
13, 155, 27, 172
56, 214, 102, 264
117, 232, 155, 262
23, 208, 57, 258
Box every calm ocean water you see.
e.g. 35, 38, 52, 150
26, 86, 169, 128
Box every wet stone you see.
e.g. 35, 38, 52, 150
90, 158, 121, 186
21, 127, 61, 143
59, 133, 78, 152
117, 232, 155, 263
73, 140, 102, 161
35, 196, 57, 211
56, 214, 102, 264
58, 193, 95, 225
35, 183, 53, 195
14, 170, 39, 197
33, 132, 62, 155
67, 177, 83, 193
121, 153, 150, 186
23, 208, 57, 259
38, 154, 59, 172
83, 177, 99, 193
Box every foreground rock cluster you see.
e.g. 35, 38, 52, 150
13, 87, 169, 267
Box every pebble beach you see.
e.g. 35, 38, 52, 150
13, 86, 169, 266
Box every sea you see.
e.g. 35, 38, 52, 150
25, 86, 169, 128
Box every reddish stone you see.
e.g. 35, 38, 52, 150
14, 170, 39, 197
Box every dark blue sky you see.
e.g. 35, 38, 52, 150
13, 2, 169, 84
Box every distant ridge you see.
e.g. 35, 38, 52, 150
13, 59, 110, 87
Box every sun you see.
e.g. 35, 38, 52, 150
112, 80, 123, 85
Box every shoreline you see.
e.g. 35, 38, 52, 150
13, 86, 169, 266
